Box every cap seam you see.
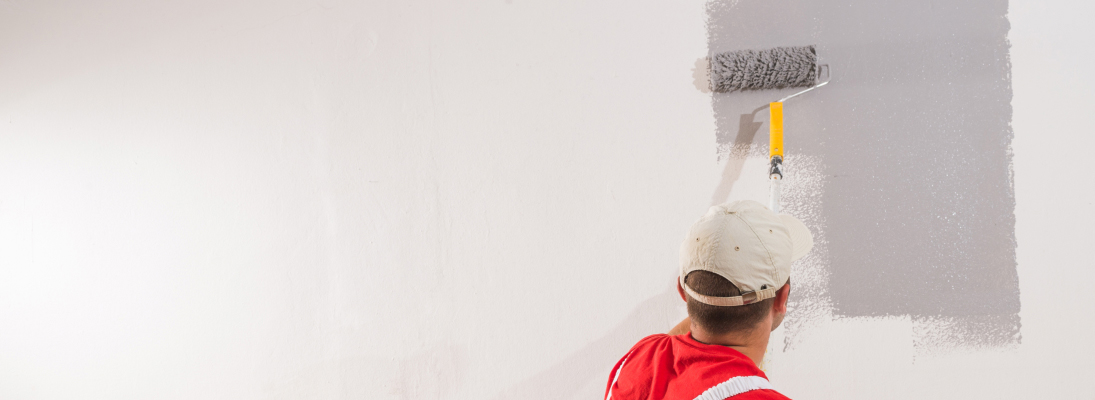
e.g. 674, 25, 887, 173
734, 212, 778, 285
708, 216, 733, 283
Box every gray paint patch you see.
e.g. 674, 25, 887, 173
707, 0, 1019, 345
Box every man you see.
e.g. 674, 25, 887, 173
604, 200, 813, 400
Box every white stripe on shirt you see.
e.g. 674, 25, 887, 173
604, 350, 634, 400
692, 375, 774, 400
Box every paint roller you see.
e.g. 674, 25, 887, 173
709, 45, 831, 213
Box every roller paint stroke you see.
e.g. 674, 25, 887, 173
707, 0, 1019, 350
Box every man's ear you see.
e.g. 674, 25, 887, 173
677, 279, 688, 303
772, 282, 791, 314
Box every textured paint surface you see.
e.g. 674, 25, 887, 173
708, 0, 1020, 346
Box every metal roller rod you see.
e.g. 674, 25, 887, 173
769, 177, 781, 214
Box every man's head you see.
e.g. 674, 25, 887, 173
677, 200, 813, 337
679, 271, 789, 335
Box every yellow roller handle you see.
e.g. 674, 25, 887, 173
769, 102, 784, 158
768, 101, 784, 213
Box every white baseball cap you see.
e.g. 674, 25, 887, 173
679, 200, 814, 306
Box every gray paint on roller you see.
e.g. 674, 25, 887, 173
707, 0, 1019, 345
709, 46, 819, 92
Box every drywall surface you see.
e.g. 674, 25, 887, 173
0, 1, 712, 399
1, 0, 1094, 399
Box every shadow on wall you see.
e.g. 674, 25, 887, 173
711, 105, 769, 206
491, 287, 682, 400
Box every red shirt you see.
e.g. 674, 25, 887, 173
604, 334, 791, 400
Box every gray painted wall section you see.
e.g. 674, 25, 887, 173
708, 0, 1019, 345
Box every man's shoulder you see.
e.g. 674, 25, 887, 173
622, 333, 674, 355
634, 333, 672, 346
624, 333, 759, 372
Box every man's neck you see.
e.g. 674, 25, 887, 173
689, 324, 770, 366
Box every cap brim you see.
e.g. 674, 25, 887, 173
778, 214, 814, 261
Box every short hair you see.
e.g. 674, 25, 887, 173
684, 270, 773, 335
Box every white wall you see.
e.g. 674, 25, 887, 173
0, 1, 1091, 399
